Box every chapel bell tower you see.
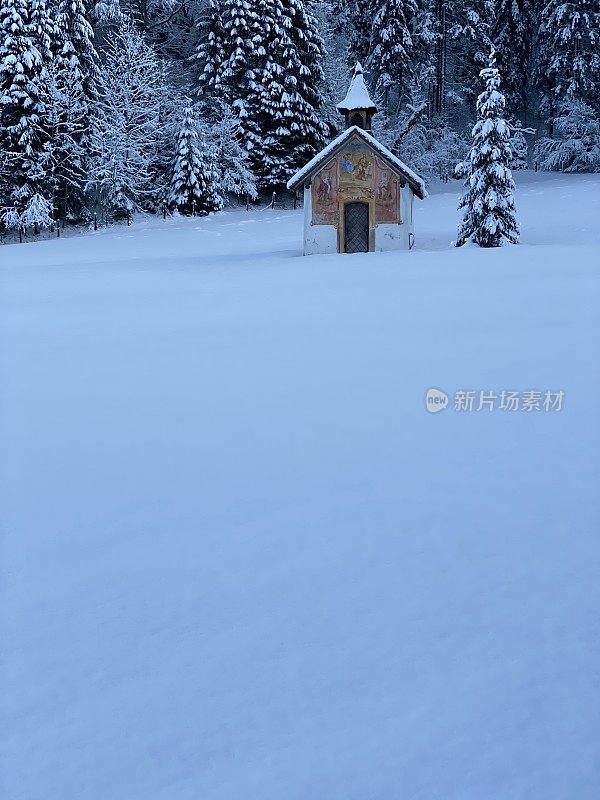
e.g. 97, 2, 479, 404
336, 63, 378, 132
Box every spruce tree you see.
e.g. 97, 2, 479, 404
429, 0, 493, 120
49, 0, 99, 218
369, 0, 418, 109
348, 0, 372, 66
167, 102, 222, 215
197, 0, 268, 113
257, 0, 327, 189
29, 0, 57, 61
493, 0, 533, 115
197, 0, 327, 191
509, 122, 529, 170
209, 104, 257, 200
536, 99, 600, 173
196, 0, 270, 162
0, 0, 51, 218
55, 0, 99, 99
535, 1, 600, 121
195, 0, 227, 105
456, 53, 519, 248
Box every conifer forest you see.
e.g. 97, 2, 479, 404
1, 1, 599, 235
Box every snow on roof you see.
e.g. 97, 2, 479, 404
287, 126, 428, 199
336, 63, 377, 113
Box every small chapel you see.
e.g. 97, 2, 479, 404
287, 63, 427, 255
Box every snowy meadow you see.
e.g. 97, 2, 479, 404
1, 171, 600, 800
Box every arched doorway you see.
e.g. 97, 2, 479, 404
343, 202, 369, 253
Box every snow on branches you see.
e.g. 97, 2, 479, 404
456, 52, 519, 248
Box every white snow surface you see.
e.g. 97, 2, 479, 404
1, 172, 599, 800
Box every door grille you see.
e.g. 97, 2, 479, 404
344, 202, 369, 253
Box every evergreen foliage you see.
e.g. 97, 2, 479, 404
536, 98, 600, 172
369, 0, 418, 108
2, 0, 600, 238
456, 53, 519, 247
167, 101, 223, 215
535, 0, 600, 116
0, 0, 51, 217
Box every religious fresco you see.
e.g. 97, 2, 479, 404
312, 158, 338, 225
338, 142, 374, 187
374, 157, 400, 224
311, 143, 401, 227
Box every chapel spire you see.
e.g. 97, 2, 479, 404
336, 63, 377, 132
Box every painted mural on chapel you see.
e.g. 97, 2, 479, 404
311, 140, 401, 227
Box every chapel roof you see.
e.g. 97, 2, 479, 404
336, 63, 377, 113
286, 126, 427, 200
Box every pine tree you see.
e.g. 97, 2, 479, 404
0, 0, 51, 218
92, 0, 124, 29
493, 0, 533, 115
535, 99, 600, 172
535, 1, 600, 121
369, 0, 418, 109
39, 59, 88, 220
257, 0, 327, 189
167, 102, 222, 215
22, 191, 53, 232
47, 0, 99, 218
430, 0, 493, 119
55, 0, 99, 99
29, 0, 58, 61
209, 104, 258, 200
456, 53, 519, 248
196, 0, 270, 163
195, 0, 227, 104
197, 0, 268, 112
509, 121, 529, 169
197, 0, 327, 191
348, 0, 372, 66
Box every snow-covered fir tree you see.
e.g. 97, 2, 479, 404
167, 101, 222, 215
535, 0, 600, 122
257, 0, 327, 189
196, 0, 266, 112
369, 0, 418, 110
55, 0, 98, 98
29, 0, 58, 61
87, 23, 169, 217
38, 59, 88, 220
209, 104, 257, 201
93, 0, 124, 29
46, 0, 99, 219
347, 0, 372, 66
493, 0, 533, 115
456, 52, 519, 248
197, 0, 326, 191
427, 0, 494, 121
195, 0, 226, 103
0, 0, 52, 224
535, 98, 600, 173
196, 0, 269, 168
21, 191, 53, 232
509, 121, 529, 170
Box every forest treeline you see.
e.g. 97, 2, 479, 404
1, 1, 598, 235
